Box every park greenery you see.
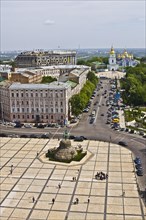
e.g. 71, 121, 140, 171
120, 63, 146, 106
77, 56, 108, 66
124, 108, 146, 130
41, 76, 57, 83
70, 71, 98, 116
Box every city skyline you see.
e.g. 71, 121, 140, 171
1, 0, 146, 51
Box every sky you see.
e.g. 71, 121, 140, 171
1, 0, 146, 51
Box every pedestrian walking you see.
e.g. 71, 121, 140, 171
32, 196, 35, 203
87, 197, 90, 203
58, 183, 61, 189
122, 191, 125, 197
76, 198, 79, 204
52, 198, 55, 204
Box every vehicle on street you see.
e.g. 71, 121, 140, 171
74, 136, 84, 142
137, 169, 143, 176
118, 141, 127, 146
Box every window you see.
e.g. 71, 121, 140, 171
12, 93, 14, 97
46, 115, 48, 119
18, 115, 20, 119
31, 93, 33, 97
32, 108, 34, 112
22, 108, 24, 112
17, 108, 19, 112
22, 101, 24, 105
36, 93, 38, 97
26, 101, 29, 105
51, 115, 53, 119
56, 109, 58, 113
36, 108, 39, 112
27, 115, 29, 119
61, 116, 63, 119
51, 108, 53, 113
41, 108, 43, 113
32, 115, 34, 119
17, 101, 19, 105
22, 115, 25, 119
13, 115, 15, 119
60, 101, 63, 106
46, 108, 48, 113
21, 93, 23, 97
61, 108, 63, 113
16, 93, 19, 97
12, 108, 15, 112
41, 115, 44, 119
27, 108, 29, 112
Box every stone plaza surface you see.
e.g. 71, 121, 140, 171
0, 137, 145, 220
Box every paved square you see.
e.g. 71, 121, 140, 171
0, 137, 145, 220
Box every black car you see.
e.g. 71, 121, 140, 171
30, 134, 38, 138
135, 164, 143, 170
20, 134, 28, 138
37, 124, 45, 128
118, 141, 127, 146
69, 135, 75, 140
80, 136, 87, 140
41, 134, 50, 139
0, 133, 8, 137
74, 136, 84, 142
137, 170, 143, 176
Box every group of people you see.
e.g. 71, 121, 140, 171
95, 172, 108, 180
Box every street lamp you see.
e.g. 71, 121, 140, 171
0, 102, 4, 122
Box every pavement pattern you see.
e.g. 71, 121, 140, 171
0, 137, 145, 220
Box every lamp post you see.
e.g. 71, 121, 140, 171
0, 102, 4, 122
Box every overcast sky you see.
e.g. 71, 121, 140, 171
1, 0, 145, 51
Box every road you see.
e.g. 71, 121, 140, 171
1, 79, 146, 193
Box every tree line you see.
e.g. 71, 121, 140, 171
120, 63, 146, 106
70, 71, 98, 116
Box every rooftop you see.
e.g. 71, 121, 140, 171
9, 81, 71, 90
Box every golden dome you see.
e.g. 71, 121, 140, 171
110, 46, 115, 54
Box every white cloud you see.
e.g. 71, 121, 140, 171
44, 19, 55, 25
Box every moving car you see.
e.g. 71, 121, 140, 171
118, 141, 127, 146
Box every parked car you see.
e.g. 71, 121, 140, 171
69, 135, 75, 140
134, 157, 141, 164
24, 124, 32, 128
41, 133, 50, 139
135, 164, 143, 170
30, 134, 38, 138
137, 169, 143, 176
74, 136, 84, 142
37, 124, 45, 128
118, 141, 127, 146
20, 134, 28, 138
80, 136, 87, 140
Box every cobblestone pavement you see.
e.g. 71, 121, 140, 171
0, 137, 145, 220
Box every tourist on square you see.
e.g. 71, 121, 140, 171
32, 197, 35, 203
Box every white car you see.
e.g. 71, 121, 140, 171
24, 124, 32, 128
